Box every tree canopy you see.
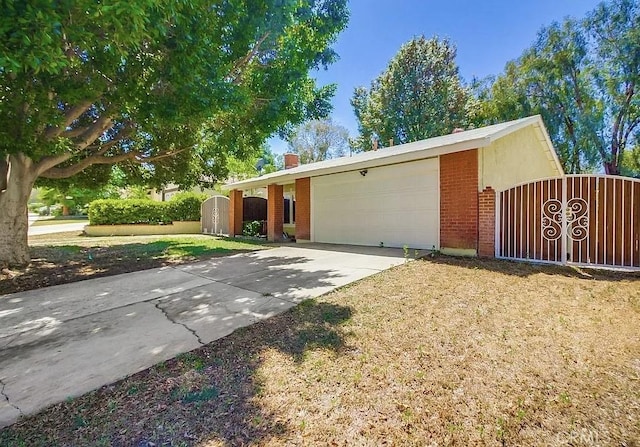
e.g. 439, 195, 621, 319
0, 0, 348, 266
287, 119, 350, 163
478, 0, 639, 175
351, 36, 476, 152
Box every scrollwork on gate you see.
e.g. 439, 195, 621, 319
212, 208, 219, 231
541, 199, 563, 241
566, 198, 589, 241
541, 198, 589, 242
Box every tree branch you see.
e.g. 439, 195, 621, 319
77, 115, 113, 150
34, 115, 117, 176
43, 101, 93, 141
34, 153, 74, 177
623, 116, 640, 144
83, 135, 129, 154
227, 32, 270, 85
138, 147, 188, 163
39, 146, 189, 180
39, 151, 138, 179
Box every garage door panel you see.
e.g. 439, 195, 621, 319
311, 159, 439, 249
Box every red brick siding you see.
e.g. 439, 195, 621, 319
267, 184, 284, 241
284, 153, 299, 169
295, 178, 311, 240
478, 187, 496, 257
229, 189, 243, 237
439, 149, 479, 251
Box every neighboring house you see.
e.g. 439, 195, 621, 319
225, 116, 563, 256
149, 184, 217, 201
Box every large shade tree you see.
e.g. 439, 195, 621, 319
478, 0, 639, 175
0, 0, 348, 266
351, 36, 476, 152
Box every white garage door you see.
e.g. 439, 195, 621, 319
311, 158, 439, 249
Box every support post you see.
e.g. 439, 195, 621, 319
267, 184, 284, 242
229, 189, 243, 237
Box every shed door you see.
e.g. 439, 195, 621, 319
311, 158, 439, 249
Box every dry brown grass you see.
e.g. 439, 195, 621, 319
1, 256, 639, 446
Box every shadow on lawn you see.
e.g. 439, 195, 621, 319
0, 242, 257, 295
0, 300, 353, 446
423, 254, 640, 282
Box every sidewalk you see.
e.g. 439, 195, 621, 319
0, 244, 405, 428
27, 214, 87, 236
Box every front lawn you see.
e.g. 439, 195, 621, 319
0, 233, 267, 295
1, 257, 638, 446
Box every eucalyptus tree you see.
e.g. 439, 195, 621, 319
479, 0, 639, 175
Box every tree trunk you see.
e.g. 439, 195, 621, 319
604, 161, 620, 176
0, 154, 36, 267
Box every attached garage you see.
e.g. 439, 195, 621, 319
312, 158, 439, 249
225, 115, 563, 256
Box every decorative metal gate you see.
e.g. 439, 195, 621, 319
201, 195, 229, 235
497, 175, 640, 270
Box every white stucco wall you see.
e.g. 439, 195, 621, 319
479, 125, 562, 192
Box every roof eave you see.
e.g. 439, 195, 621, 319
223, 136, 491, 191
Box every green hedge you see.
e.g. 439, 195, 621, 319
168, 192, 208, 222
88, 192, 208, 225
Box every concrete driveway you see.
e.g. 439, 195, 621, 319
0, 244, 406, 428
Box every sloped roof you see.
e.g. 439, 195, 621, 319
225, 115, 563, 190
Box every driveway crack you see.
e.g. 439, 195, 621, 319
171, 267, 288, 301
0, 379, 23, 416
153, 302, 205, 346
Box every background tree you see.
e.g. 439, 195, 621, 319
351, 36, 476, 152
39, 185, 105, 216
0, 0, 348, 266
225, 145, 279, 182
287, 119, 350, 163
620, 146, 640, 177
478, 0, 639, 175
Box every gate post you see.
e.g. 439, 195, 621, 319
561, 176, 568, 265
478, 187, 496, 257
494, 190, 501, 258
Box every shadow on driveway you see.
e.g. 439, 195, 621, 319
0, 300, 354, 446
0, 246, 400, 432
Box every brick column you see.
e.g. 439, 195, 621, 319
478, 186, 496, 257
439, 149, 479, 255
267, 184, 284, 242
295, 178, 311, 241
229, 189, 243, 237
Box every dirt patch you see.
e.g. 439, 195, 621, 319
1, 256, 638, 446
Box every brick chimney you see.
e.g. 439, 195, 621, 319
284, 153, 299, 169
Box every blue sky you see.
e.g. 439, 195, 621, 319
269, 0, 602, 154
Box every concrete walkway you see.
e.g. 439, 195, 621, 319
28, 221, 87, 236
0, 244, 406, 428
